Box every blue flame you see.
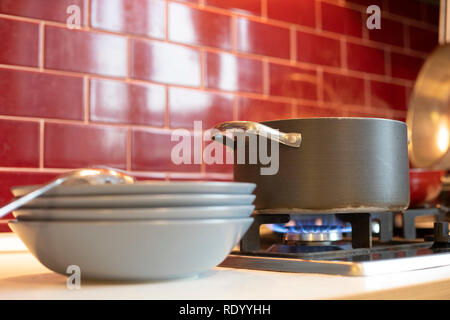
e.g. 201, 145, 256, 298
269, 223, 352, 234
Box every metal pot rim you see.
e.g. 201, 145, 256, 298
261, 117, 406, 126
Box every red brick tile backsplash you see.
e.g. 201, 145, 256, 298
323, 72, 366, 106
237, 17, 290, 59
0, 119, 40, 168
168, 87, 234, 129
205, 0, 261, 15
369, 80, 407, 111
45, 26, 128, 77
408, 26, 439, 53
269, 64, 317, 100
321, 2, 363, 38
131, 39, 201, 86
388, 0, 425, 21
296, 31, 341, 67
0, 69, 84, 120
238, 97, 293, 122
204, 51, 263, 93
90, 78, 166, 126
168, 2, 233, 50
0, 0, 440, 229
266, 0, 316, 28
346, 0, 384, 8
0, 18, 39, 67
0, 0, 86, 24
91, 0, 165, 39
368, 17, 405, 47
44, 123, 127, 169
131, 128, 202, 172
346, 42, 385, 75
390, 52, 424, 80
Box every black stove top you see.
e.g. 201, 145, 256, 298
219, 207, 450, 276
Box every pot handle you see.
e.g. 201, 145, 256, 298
212, 121, 302, 148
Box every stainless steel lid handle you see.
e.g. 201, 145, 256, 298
212, 121, 302, 148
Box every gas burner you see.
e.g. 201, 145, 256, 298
270, 216, 352, 244
284, 226, 343, 243
219, 208, 450, 276
273, 225, 351, 244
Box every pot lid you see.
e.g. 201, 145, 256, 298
407, 44, 450, 169
407, 0, 450, 169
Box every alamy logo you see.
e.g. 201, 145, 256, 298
66, 5, 81, 29
366, 5, 381, 30
66, 265, 81, 290
170, 121, 280, 176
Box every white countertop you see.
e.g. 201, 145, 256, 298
1, 233, 450, 300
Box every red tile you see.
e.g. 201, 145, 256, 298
405, 85, 413, 107
0, 119, 39, 167
0, 69, 83, 120
346, 42, 385, 75
238, 97, 292, 122
44, 123, 127, 169
204, 52, 263, 93
296, 31, 341, 67
0, 0, 86, 24
296, 104, 344, 117
237, 18, 290, 59
370, 80, 406, 111
91, 0, 165, 39
346, 108, 377, 117
131, 128, 202, 172
0, 222, 11, 233
388, 0, 424, 21
0, 18, 39, 67
408, 26, 438, 53
346, 108, 392, 119
90, 78, 166, 126
45, 26, 127, 77
390, 52, 424, 81
203, 141, 234, 175
346, 0, 384, 7
344, 109, 369, 117
425, 3, 439, 25
131, 39, 201, 87
321, 3, 363, 38
169, 3, 232, 50
323, 72, 365, 106
205, 0, 261, 15
368, 18, 404, 47
169, 87, 233, 129
269, 64, 317, 100
267, 0, 315, 27
393, 114, 407, 122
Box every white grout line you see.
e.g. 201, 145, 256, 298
126, 128, 132, 171
290, 25, 297, 63
38, 22, 45, 70
39, 120, 44, 170
83, 76, 90, 124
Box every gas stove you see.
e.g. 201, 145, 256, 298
220, 207, 450, 276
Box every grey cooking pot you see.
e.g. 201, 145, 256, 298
213, 118, 410, 213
